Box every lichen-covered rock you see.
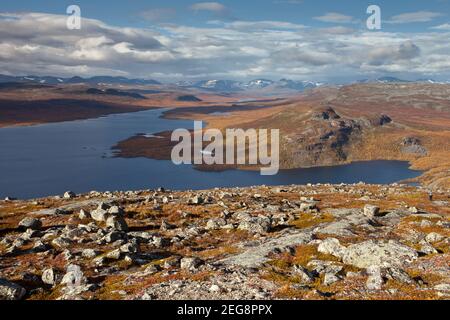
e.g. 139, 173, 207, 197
342, 240, 418, 268
365, 265, 383, 290
317, 238, 346, 259
238, 216, 271, 234
425, 232, 444, 243
205, 218, 227, 230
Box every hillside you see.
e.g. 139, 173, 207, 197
113, 83, 450, 189
0, 184, 448, 300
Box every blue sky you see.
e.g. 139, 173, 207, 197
2, 0, 449, 30
1, 1, 450, 81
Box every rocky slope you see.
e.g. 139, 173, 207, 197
0, 184, 449, 300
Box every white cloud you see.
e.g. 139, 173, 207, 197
223, 20, 306, 31
1, 11, 450, 81
431, 23, 450, 30
313, 12, 356, 24
386, 11, 443, 24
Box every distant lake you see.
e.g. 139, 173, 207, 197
0, 109, 422, 199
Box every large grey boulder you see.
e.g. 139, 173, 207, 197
342, 240, 418, 268
0, 278, 26, 300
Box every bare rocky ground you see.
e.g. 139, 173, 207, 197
0, 184, 449, 300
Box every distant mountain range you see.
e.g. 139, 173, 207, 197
0, 74, 449, 93
0, 75, 161, 86
176, 79, 325, 92
357, 76, 449, 85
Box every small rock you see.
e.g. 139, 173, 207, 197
144, 265, 160, 275
63, 191, 76, 199
299, 202, 317, 212
408, 206, 419, 214
363, 205, 380, 218
32, 240, 49, 253
51, 236, 72, 248
425, 232, 444, 243
106, 215, 128, 232
103, 231, 123, 244
292, 265, 315, 283
41, 268, 57, 286
366, 265, 383, 290
120, 240, 140, 254
78, 209, 91, 220
323, 273, 340, 286
419, 242, 438, 255
61, 265, 86, 288
0, 278, 26, 300
97, 202, 110, 210
238, 216, 271, 234
206, 218, 227, 230
18, 217, 42, 230
152, 237, 169, 248
210, 284, 221, 293
385, 267, 413, 284
180, 257, 203, 271
163, 257, 181, 269
317, 238, 346, 259
82, 249, 99, 259
108, 206, 124, 216
106, 249, 122, 260
188, 195, 204, 205
91, 208, 108, 222
160, 220, 176, 231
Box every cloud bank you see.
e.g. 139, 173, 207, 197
0, 11, 450, 81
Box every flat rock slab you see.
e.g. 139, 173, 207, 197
342, 240, 418, 268
30, 199, 117, 216
220, 229, 313, 268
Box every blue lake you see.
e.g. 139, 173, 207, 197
0, 109, 422, 199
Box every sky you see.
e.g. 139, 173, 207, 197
1, 0, 450, 82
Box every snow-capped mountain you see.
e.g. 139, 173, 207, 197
193, 80, 244, 92
244, 79, 274, 89
358, 77, 410, 84
184, 79, 323, 92
276, 79, 324, 90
